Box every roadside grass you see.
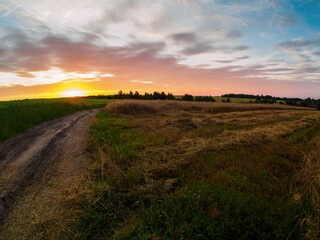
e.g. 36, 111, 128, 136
0, 98, 112, 143
77, 100, 320, 239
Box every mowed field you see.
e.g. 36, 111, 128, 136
0, 98, 112, 142
174, 95, 255, 102
214, 96, 286, 104
83, 101, 319, 240
174, 96, 286, 104
1, 100, 319, 239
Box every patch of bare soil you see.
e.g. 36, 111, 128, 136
0, 109, 98, 228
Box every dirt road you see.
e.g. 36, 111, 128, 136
0, 109, 99, 223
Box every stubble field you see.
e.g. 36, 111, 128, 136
79, 101, 320, 239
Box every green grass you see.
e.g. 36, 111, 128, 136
0, 98, 112, 143
0, 98, 112, 109
79, 113, 139, 239
123, 188, 288, 240
121, 146, 306, 240
78, 106, 320, 240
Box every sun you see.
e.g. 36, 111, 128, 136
60, 89, 89, 98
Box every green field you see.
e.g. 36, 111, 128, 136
214, 96, 255, 102
0, 98, 112, 108
0, 98, 112, 143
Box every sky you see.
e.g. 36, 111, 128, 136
0, 0, 319, 100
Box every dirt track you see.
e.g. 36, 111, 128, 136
0, 109, 99, 223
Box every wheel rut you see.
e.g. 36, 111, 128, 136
0, 109, 99, 223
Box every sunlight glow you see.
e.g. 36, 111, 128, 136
59, 89, 90, 97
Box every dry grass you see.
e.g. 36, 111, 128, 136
295, 138, 320, 240
78, 100, 320, 239
0, 172, 90, 240
0, 163, 24, 189
106, 100, 160, 114
105, 100, 314, 116
202, 102, 310, 113
101, 100, 320, 187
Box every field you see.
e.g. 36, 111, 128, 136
174, 96, 286, 104
80, 101, 319, 239
0, 100, 319, 239
211, 96, 255, 102
0, 98, 112, 142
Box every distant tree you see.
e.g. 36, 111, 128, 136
153, 91, 161, 100
117, 90, 124, 99
167, 93, 175, 100
182, 94, 194, 101
134, 91, 140, 99
160, 92, 166, 100
195, 95, 216, 102
143, 92, 151, 100
226, 98, 231, 102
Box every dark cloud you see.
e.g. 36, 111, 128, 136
170, 32, 197, 44
276, 37, 320, 62
214, 45, 250, 54
180, 41, 212, 55
214, 59, 234, 64
248, 64, 265, 69
272, 14, 300, 28
0, 61, 13, 71
230, 45, 250, 52
276, 38, 315, 49
237, 55, 250, 60
214, 55, 250, 64
170, 31, 214, 55
298, 54, 315, 62
245, 63, 283, 71
193, 64, 211, 68
296, 66, 320, 73
314, 51, 320, 56
225, 30, 242, 40
0, 30, 171, 75
15, 71, 36, 78
180, 42, 250, 55
169, 30, 249, 56
263, 67, 293, 72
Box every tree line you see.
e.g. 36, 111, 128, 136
84, 91, 217, 102
82, 91, 319, 108
222, 93, 319, 107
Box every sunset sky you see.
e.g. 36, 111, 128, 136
0, 0, 319, 100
